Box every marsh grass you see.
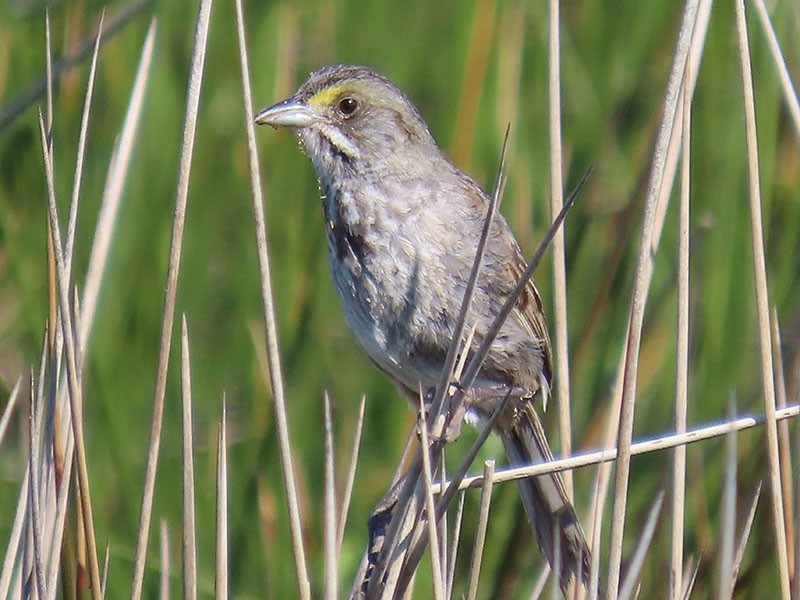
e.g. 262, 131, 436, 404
1, 0, 799, 598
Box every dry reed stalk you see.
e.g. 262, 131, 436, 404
130, 0, 213, 595
233, 0, 311, 594
606, 2, 700, 595
734, 0, 791, 595
180, 317, 197, 600
548, 0, 573, 501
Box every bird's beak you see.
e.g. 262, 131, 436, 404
255, 99, 318, 129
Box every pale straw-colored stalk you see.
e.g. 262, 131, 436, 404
337, 396, 366, 553
752, 0, 800, 142
159, 520, 169, 600
719, 401, 737, 599
28, 371, 46, 599
215, 403, 229, 600
733, 483, 762, 585
64, 10, 103, 287
418, 401, 445, 600
80, 19, 155, 349
130, 0, 213, 595
619, 491, 664, 600
38, 108, 102, 600
48, 19, 150, 599
465, 460, 495, 600
0, 379, 21, 448
771, 310, 795, 567
671, 56, 692, 600
734, 0, 790, 595
445, 491, 466, 599
233, 0, 310, 595
432, 404, 800, 492
605, 2, 700, 595
323, 393, 338, 600
548, 0, 573, 501
180, 316, 197, 600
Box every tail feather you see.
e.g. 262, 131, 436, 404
499, 404, 591, 591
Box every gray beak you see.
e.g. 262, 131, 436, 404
255, 99, 318, 128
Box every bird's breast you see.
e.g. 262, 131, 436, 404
321, 180, 462, 389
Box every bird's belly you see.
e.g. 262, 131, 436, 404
322, 199, 545, 398
325, 226, 446, 392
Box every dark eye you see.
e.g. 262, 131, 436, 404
338, 97, 358, 116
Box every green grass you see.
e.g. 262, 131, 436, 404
1, 0, 799, 598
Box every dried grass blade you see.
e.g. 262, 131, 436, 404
432, 404, 800, 492
752, 0, 800, 142
101, 544, 110, 599
618, 490, 665, 600
0, 470, 29, 598
38, 108, 102, 600
215, 403, 229, 600
323, 393, 338, 600
530, 564, 551, 600
466, 460, 495, 600
387, 391, 513, 597
65, 10, 104, 283
45, 10, 53, 136
28, 374, 47, 600
181, 316, 197, 600
446, 491, 466, 599
588, 433, 609, 600
159, 520, 169, 600
129, 0, 213, 594
734, 1, 791, 595
650, 0, 711, 252
606, 2, 700, 594
771, 309, 794, 568
0, 378, 21, 448
233, 1, 310, 595
548, 0, 573, 499
418, 403, 445, 600
719, 401, 737, 599
671, 58, 692, 600
80, 19, 154, 349
680, 556, 700, 600
338, 395, 365, 552
732, 483, 762, 585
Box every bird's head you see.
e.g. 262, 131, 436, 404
256, 64, 440, 176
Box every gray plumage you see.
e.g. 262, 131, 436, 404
256, 64, 591, 590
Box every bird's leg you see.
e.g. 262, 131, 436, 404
418, 383, 469, 443
414, 385, 460, 443
440, 385, 469, 442
452, 383, 532, 433
442, 382, 529, 441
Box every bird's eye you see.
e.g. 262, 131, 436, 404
338, 97, 358, 116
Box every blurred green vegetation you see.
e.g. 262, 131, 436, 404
1, 0, 799, 597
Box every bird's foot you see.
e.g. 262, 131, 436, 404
417, 384, 470, 443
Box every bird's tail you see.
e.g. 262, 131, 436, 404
499, 404, 591, 591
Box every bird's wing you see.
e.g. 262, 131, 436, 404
507, 248, 553, 388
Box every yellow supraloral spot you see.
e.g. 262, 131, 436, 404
308, 85, 349, 109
